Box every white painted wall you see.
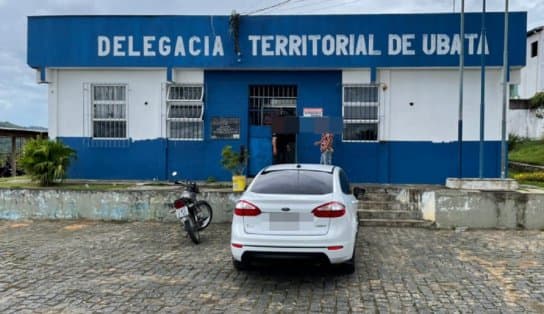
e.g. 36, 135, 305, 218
49, 68, 204, 140
342, 69, 371, 84
520, 30, 544, 98
381, 68, 504, 142
508, 109, 544, 139
173, 69, 204, 83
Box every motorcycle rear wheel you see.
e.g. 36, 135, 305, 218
183, 216, 200, 244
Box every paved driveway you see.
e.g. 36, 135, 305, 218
1, 221, 544, 313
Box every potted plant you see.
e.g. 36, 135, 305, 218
221, 145, 248, 192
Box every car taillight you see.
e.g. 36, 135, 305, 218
234, 200, 261, 216
173, 199, 185, 209
312, 201, 346, 218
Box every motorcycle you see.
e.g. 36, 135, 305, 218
171, 172, 213, 244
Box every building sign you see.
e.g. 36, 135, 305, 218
28, 13, 526, 69
303, 108, 323, 117
211, 117, 240, 139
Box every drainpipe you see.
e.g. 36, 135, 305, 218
479, 0, 487, 178
457, 0, 465, 178
500, 0, 509, 179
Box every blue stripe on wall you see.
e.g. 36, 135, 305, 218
60, 138, 167, 180
60, 137, 503, 184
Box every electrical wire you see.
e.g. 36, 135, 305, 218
262, 0, 330, 14
296, 0, 361, 14
245, 0, 292, 15
258, 0, 361, 15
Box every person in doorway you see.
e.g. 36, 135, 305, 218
315, 132, 334, 165
272, 133, 288, 164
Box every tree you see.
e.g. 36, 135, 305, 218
19, 138, 76, 186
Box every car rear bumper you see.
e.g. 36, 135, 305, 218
231, 221, 355, 264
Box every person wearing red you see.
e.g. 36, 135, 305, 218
315, 132, 334, 165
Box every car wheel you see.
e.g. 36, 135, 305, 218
232, 258, 250, 271
341, 256, 355, 274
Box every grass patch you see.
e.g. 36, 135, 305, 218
520, 181, 544, 188
0, 178, 132, 190
509, 139, 544, 165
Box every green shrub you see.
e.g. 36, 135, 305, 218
220, 145, 248, 176
513, 172, 544, 182
18, 139, 76, 186
508, 133, 528, 152
529, 92, 544, 110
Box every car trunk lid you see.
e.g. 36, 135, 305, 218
242, 193, 332, 236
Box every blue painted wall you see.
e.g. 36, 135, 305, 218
60, 138, 167, 180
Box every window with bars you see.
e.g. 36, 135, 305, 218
92, 85, 127, 139
166, 85, 204, 140
249, 85, 297, 126
342, 85, 380, 141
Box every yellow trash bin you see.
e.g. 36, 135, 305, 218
232, 175, 247, 192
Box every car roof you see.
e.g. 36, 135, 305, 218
262, 163, 335, 173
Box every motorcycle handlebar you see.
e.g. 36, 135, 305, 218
173, 180, 200, 192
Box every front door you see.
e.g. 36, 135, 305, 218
248, 85, 297, 175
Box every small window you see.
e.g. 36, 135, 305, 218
92, 85, 127, 139
166, 85, 204, 140
339, 170, 351, 195
531, 41, 538, 58
342, 84, 380, 142
251, 170, 333, 195
343, 86, 378, 103
167, 85, 203, 101
509, 84, 520, 99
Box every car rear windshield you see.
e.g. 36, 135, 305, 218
251, 170, 333, 195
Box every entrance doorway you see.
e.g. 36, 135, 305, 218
249, 85, 297, 169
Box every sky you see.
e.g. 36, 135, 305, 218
0, 0, 542, 128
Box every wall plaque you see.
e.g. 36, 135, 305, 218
211, 117, 240, 139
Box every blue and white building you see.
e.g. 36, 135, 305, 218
27, 13, 527, 183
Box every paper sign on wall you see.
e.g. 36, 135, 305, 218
303, 108, 323, 117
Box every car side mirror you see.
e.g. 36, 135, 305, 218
353, 187, 365, 200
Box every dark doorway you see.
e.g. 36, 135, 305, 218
249, 85, 297, 164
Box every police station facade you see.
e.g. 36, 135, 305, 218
27, 13, 526, 183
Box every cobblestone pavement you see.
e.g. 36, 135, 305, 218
1, 221, 544, 313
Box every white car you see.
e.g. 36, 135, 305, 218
230, 163, 360, 272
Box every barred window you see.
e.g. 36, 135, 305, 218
342, 84, 379, 141
167, 85, 204, 140
249, 85, 297, 126
92, 85, 127, 139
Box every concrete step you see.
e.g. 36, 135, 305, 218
359, 218, 434, 228
354, 185, 405, 195
358, 201, 418, 211
358, 209, 422, 220
359, 193, 398, 202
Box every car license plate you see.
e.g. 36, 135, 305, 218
175, 206, 189, 219
269, 213, 300, 231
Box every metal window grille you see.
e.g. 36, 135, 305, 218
92, 85, 127, 139
342, 84, 380, 141
249, 85, 297, 126
166, 85, 204, 140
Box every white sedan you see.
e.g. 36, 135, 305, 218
230, 164, 360, 272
